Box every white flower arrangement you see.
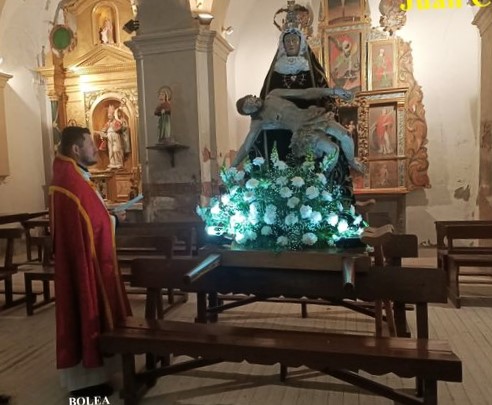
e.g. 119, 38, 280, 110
196, 148, 366, 250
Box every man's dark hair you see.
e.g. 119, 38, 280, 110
59, 126, 90, 156
236, 95, 262, 120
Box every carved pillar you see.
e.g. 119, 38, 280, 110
126, 0, 232, 220
0, 72, 12, 181
473, 8, 492, 220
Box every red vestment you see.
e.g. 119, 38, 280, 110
375, 113, 394, 142
50, 156, 131, 369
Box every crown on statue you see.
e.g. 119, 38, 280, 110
273, 1, 313, 37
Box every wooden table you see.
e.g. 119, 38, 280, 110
187, 248, 446, 339
132, 247, 447, 339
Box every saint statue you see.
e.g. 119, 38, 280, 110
154, 86, 172, 143
97, 104, 124, 169
100, 18, 114, 44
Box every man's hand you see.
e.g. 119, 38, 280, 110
333, 88, 354, 101
113, 210, 127, 223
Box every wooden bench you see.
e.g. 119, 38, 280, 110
23, 233, 181, 315
117, 219, 206, 257
0, 228, 25, 310
439, 224, 492, 308
434, 220, 492, 271
100, 317, 462, 405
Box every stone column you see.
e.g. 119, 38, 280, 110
473, 8, 492, 220
0, 72, 12, 181
126, 0, 233, 221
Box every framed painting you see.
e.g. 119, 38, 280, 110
368, 103, 397, 158
369, 160, 399, 189
327, 30, 363, 92
325, 0, 365, 26
368, 39, 398, 91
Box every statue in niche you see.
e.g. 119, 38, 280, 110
100, 17, 115, 44
154, 86, 172, 143
96, 104, 125, 169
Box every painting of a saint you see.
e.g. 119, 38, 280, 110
369, 105, 397, 157
369, 41, 397, 90
328, 32, 361, 92
370, 161, 398, 189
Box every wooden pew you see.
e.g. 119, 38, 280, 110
0, 228, 25, 310
443, 224, 492, 308
100, 318, 462, 405
434, 220, 492, 271
117, 219, 206, 257
23, 233, 178, 316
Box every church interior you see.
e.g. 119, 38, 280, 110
1, 0, 492, 404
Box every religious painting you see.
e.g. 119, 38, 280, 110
327, 31, 362, 92
368, 104, 397, 158
338, 106, 359, 156
92, 4, 118, 45
368, 39, 398, 90
351, 170, 365, 190
370, 160, 398, 189
326, 0, 365, 26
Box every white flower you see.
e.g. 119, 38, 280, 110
243, 162, 252, 173
321, 191, 333, 202
248, 204, 259, 225
311, 211, 322, 224
210, 204, 220, 215
317, 173, 327, 185
337, 219, 349, 233
353, 215, 363, 225
263, 205, 277, 225
291, 176, 305, 188
287, 197, 300, 208
252, 157, 265, 166
305, 186, 320, 200
246, 178, 260, 189
243, 191, 255, 202
245, 230, 258, 240
274, 160, 288, 170
234, 170, 245, 181
327, 213, 339, 226
196, 206, 202, 216
302, 232, 318, 246
349, 205, 356, 215
221, 194, 230, 205
226, 167, 238, 177
230, 212, 246, 226
229, 186, 239, 196
338, 202, 344, 212
235, 232, 246, 243
300, 205, 313, 219
285, 213, 299, 226
275, 176, 288, 186
279, 187, 293, 198
277, 236, 289, 246
261, 226, 273, 236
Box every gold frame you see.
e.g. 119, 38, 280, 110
324, 0, 366, 27
367, 39, 399, 91
350, 88, 408, 192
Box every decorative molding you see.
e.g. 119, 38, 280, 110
68, 45, 134, 69
378, 0, 407, 35
125, 28, 200, 58
398, 40, 430, 190
472, 6, 492, 37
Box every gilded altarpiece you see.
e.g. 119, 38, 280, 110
313, 0, 430, 231
38, 0, 140, 202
